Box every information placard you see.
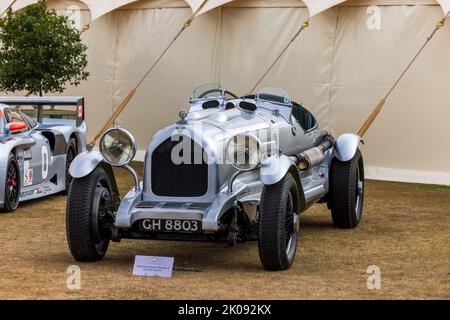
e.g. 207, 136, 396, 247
132, 256, 174, 278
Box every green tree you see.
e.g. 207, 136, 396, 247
0, 0, 89, 96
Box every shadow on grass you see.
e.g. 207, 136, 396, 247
43, 240, 265, 273
300, 215, 334, 231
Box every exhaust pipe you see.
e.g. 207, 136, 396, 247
293, 133, 335, 171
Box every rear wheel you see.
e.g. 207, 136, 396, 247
61, 139, 77, 195
66, 166, 114, 261
2, 154, 20, 212
329, 149, 364, 229
258, 172, 300, 271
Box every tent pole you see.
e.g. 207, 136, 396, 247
89, 0, 210, 146
248, 19, 310, 95
358, 16, 447, 138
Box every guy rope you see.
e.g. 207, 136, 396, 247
0, 0, 18, 17
89, 0, 210, 146
248, 19, 310, 94
357, 16, 448, 137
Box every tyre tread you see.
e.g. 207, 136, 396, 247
66, 167, 110, 262
330, 149, 363, 229
258, 173, 299, 271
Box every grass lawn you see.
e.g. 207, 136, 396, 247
0, 163, 448, 299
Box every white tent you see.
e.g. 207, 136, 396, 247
1, 0, 450, 185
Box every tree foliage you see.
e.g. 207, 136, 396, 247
0, 0, 89, 95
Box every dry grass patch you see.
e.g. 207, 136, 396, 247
0, 163, 448, 299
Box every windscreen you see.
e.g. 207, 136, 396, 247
17, 104, 78, 126
41, 105, 78, 125
256, 87, 292, 106
191, 84, 225, 101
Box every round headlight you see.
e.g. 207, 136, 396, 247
99, 128, 136, 167
226, 134, 263, 171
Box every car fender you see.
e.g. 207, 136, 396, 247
260, 154, 302, 186
69, 150, 120, 198
42, 124, 76, 143
0, 137, 34, 206
334, 133, 362, 162
260, 154, 305, 211
0, 143, 14, 171
0, 143, 14, 206
69, 150, 104, 178
41, 122, 87, 153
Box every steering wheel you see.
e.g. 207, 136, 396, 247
198, 89, 239, 99
225, 90, 239, 99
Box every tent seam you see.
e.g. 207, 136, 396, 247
112, 11, 121, 126
218, 6, 224, 84
328, 7, 341, 135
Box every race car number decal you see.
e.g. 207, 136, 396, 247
20, 186, 43, 199
139, 219, 201, 233
23, 148, 32, 160
23, 161, 33, 187
41, 146, 49, 180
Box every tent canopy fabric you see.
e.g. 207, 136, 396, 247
1, 0, 37, 16
2, 0, 450, 20
72, 1, 449, 185
79, 0, 140, 20
303, 0, 450, 16
187, 0, 450, 16
2, 1, 142, 21
0, 0, 449, 186
193, 0, 348, 17
0, 0, 142, 20
303, 0, 347, 17
186, 0, 233, 15
437, 0, 450, 14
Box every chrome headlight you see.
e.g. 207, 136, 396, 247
99, 128, 136, 167
226, 134, 263, 171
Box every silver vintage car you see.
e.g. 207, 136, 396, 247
66, 85, 364, 271
0, 97, 87, 212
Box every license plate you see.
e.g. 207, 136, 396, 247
139, 219, 202, 233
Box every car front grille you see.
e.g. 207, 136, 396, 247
151, 138, 208, 197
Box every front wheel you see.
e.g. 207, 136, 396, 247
329, 149, 365, 229
258, 172, 300, 271
66, 166, 114, 262
1, 154, 20, 212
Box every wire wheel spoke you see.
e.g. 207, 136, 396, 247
66, 146, 76, 186
285, 192, 295, 253
355, 164, 364, 218
94, 186, 113, 242
67, 148, 74, 164
6, 161, 19, 205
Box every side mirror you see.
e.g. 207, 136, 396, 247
5, 122, 27, 135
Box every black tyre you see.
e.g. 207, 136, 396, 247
329, 149, 364, 229
258, 172, 300, 271
1, 154, 20, 212
66, 166, 114, 262
61, 139, 77, 195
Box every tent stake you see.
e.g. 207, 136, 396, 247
248, 19, 310, 95
89, 0, 210, 146
358, 16, 447, 138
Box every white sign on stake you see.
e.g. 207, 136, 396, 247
132, 255, 174, 278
